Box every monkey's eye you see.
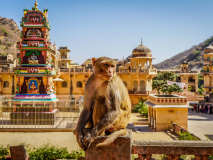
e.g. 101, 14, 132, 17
111, 65, 115, 68
104, 64, 109, 67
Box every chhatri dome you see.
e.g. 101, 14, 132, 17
132, 39, 151, 57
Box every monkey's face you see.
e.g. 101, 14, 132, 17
96, 62, 115, 81
93, 57, 116, 81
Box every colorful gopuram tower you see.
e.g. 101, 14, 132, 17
11, 1, 58, 125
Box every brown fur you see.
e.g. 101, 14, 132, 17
74, 57, 131, 150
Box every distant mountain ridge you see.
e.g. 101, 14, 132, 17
154, 36, 213, 71
0, 17, 21, 57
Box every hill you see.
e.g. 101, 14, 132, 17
0, 17, 21, 57
154, 36, 213, 71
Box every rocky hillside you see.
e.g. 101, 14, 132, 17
0, 17, 21, 57
154, 36, 213, 71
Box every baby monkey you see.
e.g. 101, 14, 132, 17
74, 57, 131, 150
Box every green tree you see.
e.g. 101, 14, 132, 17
198, 74, 204, 95
152, 72, 183, 94
152, 79, 164, 94
198, 74, 204, 88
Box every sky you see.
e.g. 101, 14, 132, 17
0, 0, 213, 65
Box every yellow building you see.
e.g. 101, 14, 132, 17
54, 41, 157, 105
0, 54, 16, 95
117, 41, 157, 105
146, 94, 190, 131
58, 47, 80, 69
201, 45, 213, 100
0, 41, 158, 106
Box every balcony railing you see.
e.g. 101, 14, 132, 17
0, 68, 15, 73
128, 90, 155, 95
120, 69, 128, 73
200, 70, 213, 74
60, 68, 69, 72
204, 58, 213, 62
0, 60, 14, 64
175, 71, 198, 74
118, 68, 157, 74
132, 140, 213, 160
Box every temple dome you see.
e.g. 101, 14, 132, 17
132, 41, 151, 56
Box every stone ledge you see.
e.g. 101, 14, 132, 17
132, 140, 213, 155
85, 130, 132, 160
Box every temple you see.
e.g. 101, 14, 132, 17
11, 1, 58, 125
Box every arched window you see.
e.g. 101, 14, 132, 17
3, 81, 9, 88
188, 77, 195, 83
147, 61, 150, 68
176, 76, 181, 82
140, 80, 146, 91
62, 81, 67, 87
123, 81, 127, 88
133, 80, 138, 91
76, 81, 82, 88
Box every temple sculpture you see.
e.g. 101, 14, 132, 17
11, 1, 58, 125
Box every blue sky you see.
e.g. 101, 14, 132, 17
0, 0, 213, 64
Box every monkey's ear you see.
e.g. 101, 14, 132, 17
92, 58, 97, 67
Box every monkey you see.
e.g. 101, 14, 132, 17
74, 57, 131, 151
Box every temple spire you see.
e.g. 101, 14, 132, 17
141, 38, 143, 45
34, 0, 38, 10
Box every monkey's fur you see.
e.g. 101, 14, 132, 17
74, 57, 131, 150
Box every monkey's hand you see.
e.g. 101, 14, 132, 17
82, 131, 94, 150
75, 131, 85, 151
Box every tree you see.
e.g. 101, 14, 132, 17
152, 72, 183, 94
198, 73, 204, 96
152, 79, 164, 94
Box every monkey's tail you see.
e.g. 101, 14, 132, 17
96, 129, 126, 148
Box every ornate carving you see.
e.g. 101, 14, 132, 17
28, 41, 39, 47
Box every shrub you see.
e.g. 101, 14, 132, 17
178, 132, 198, 140
29, 144, 71, 160
132, 98, 148, 118
28, 144, 85, 160
3, 31, 8, 37
0, 146, 9, 160
70, 149, 85, 159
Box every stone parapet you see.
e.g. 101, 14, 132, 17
132, 140, 213, 160
84, 130, 132, 160
147, 94, 187, 105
